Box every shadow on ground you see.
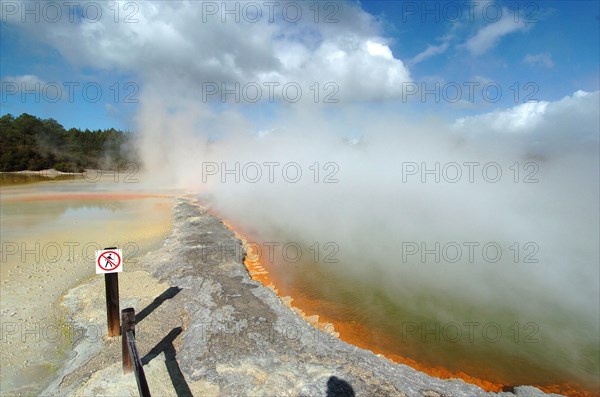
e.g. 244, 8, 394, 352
136, 286, 182, 324
327, 376, 355, 397
142, 326, 192, 397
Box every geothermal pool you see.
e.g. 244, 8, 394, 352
0, 175, 174, 395
2, 173, 596, 396
233, 226, 600, 397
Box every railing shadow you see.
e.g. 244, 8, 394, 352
136, 286, 182, 324
142, 326, 193, 397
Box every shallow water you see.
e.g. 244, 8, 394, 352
0, 176, 175, 395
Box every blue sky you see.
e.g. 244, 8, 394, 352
1, 21, 140, 130
364, 0, 599, 115
0, 0, 598, 131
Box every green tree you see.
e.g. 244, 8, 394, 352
0, 113, 137, 172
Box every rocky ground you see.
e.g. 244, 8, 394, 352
41, 198, 564, 397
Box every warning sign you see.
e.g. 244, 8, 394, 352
96, 249, 123, 274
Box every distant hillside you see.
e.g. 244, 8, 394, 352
0, 113, 137, 172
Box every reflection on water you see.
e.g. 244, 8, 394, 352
0, 171, 174, 198
1, 200, 132, 238
0, 173, 84, 186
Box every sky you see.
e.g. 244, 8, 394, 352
0, 0, 598, 130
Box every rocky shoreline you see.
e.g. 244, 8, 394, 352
42, 198, 564, 397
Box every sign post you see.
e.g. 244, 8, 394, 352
96, 247, 123, 337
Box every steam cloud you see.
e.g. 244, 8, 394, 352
133, 87, 599, 383
121, 2, 598, 380
135, 89, 599, 314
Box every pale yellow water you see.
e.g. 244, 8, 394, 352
0, 175, 176, 395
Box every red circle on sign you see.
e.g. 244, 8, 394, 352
97, 251, 121, 271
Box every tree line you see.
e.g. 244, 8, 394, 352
0, 113, 137, 172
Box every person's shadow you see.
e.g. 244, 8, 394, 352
326, 376, 355, 397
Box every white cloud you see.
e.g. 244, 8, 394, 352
0, 75, 47, 100
7, 1, 411, 102
290, 36, 410, 101
366, 40, 394, 59
1, 74, 46, 86
462, 12, 528, 55
523, 52, 555, 68
409, 42, 450, 65
455, 100, 549, 132
453, 90, 599, 151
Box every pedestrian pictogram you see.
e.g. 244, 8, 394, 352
96, 248, 123, 274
